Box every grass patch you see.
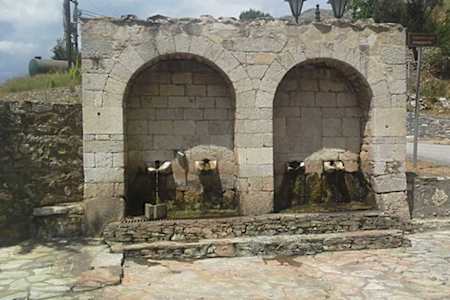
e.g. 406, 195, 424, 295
0, 72, 80, 95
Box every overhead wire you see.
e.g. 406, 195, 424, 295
80, 9, 107, 17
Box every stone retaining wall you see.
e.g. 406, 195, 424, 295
407, 173, 450, 219
122, 230, 408, 260
407, 112, 450, 141
104, 211, 402, 244
0, 94, 83, 243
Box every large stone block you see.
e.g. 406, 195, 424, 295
83, 106, 124, 135
371, 108, 406, 137
375, 192, 410, 221
371, 174, 407, 193
240, 191, 274, 216
84, 197, 125, 235
84, 140, 124, 153
84, 168, 124, 183
383, 47, 406, 65
238, 148, 273, 165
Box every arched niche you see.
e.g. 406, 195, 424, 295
123, 53, 239, 217
273, 58, 374, 212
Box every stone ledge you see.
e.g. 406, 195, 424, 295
407, 218, 450, 233
114, 229, 409, 260
82, 16, 403, 33
33, 203, 84, 217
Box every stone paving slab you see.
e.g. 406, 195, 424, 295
0, 231, 449, 299
102, 231, 450, 300
0, 239, 120, 300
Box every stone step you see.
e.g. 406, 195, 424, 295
104, 211, 404, 244
111, 229, 410, 260
407, 218, 450, 233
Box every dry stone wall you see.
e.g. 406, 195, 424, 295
81, 16, 410, 233
0, 92, 83, 243
104, 211, 402, 244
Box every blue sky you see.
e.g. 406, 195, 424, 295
0, 0, 330, 83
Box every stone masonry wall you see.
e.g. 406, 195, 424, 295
0, 96, 83, 243
81, 17, 410, 232
126, 59, 234, 174
124, 58, 238, 214
104, 211, 402, 244
407, 174, 450, 219
274, 64, 365, 190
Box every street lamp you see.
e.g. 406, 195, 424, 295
285, 0, 307, 24
328, 0, 348, 19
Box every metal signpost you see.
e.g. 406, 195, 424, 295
408, 33, 438, 168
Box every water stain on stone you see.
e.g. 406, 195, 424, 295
263, 256, 303, 268
129, 256, 161, 267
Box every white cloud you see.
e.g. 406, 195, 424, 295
0, 0, 331, 83
0, 40, 36, 55
0, 0, 61, 25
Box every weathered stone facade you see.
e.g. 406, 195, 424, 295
81, 16, 410, 233
407, 173, 450, 219
0, 95, 83, 243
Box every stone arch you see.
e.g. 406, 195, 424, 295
103, 34, 249, 107
272, 57, 374, 212
122, 52, 240, 217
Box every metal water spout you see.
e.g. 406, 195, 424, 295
323, 160, 345, 173
287, 160, 305, 172
147, 160, 172, 204
195, 158, 218, 173
175, 150, 189, 185
148, 161, 172, 174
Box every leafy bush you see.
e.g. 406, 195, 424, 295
421, 77, 449, 98
239, 9, 273, 21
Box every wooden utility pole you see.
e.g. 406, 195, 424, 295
63, 0, 73, 68
72, 0, 79, 56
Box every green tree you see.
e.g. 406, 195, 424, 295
373, 0, 406, 23
51, 39, 68, 61
432, 2, 450, 55
239, 9, 273, 21
404, 0, 441, 32
350, 0, 376, 20
350, 0, 405, 23
51, 38, 81, 65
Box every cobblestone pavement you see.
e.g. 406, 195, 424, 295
0, 240, 108, 300
1, 231, 449, 300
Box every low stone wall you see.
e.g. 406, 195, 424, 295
407, 173, 450, 219
33, 203, 85, 238
122, 230, 408, 260
104, 211, 402, 244
0, 90, 83, 243
407, 112, 450, 141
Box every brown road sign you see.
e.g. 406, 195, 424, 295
408, 33, 438, 48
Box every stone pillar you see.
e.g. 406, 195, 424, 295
235, 90, 274, 215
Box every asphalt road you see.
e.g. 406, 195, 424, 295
407, 142, 450, 166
